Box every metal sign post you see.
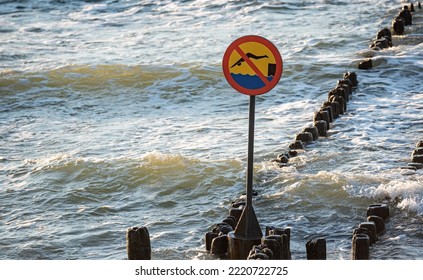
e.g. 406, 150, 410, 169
222, 35, 283, 259
233, 95, 262, 239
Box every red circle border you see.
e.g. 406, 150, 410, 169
222, 35, 283, 96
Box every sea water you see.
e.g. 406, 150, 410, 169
0, 0, 422, 260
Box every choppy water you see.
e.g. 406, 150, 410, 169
1, 0, 422, 260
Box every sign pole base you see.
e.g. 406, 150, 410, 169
228, 198, 262, 260
227, 231, 262, 260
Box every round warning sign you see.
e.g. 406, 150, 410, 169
222, 35, 283, 96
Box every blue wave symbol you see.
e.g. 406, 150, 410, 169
231, 73, 273, 90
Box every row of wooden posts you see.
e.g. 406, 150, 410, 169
306, 203, 391, 260
124, 202, 390, 260
125, 2, 421, 261
302, 2, 422, 260
273, 71, 358, 168
359, 2, 419, 70
394, 4, 422, 171
351, 204, 390, 260
306, 203, 389, 260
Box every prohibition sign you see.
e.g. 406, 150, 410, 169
222, 35, 283, 96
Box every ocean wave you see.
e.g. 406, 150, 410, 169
23, 151, 243, 191
343, 174, 423, 215
0, 63, 223, 97
375, 180, 423, 215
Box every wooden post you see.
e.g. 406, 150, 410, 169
205, 232, 218, 251
367, 203, 389, 220
359, 222, 377, 245
304, 126, 319, 141
314, 120, 327, 137
211, 235, 228, 257
367, 215, 385, 235
126, 226, 151, 260
262, 235, 282, 259
281, 233, 291, 260
267, 226, 291, 260
306, 238, 326, 260
229, 207, 243, 224
352, 234, 370, 260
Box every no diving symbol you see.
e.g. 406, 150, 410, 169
222, 35, 283, 96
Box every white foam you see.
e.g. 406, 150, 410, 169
375, 180, 423, 215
